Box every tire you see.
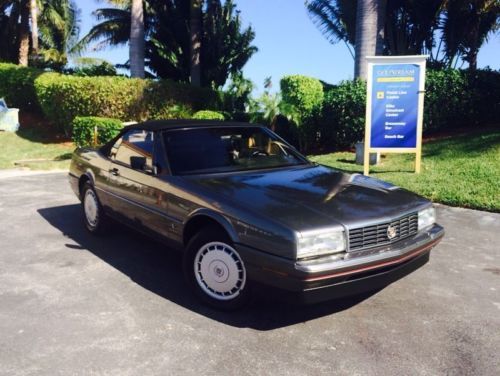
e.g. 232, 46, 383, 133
81, 182, 109, 235
183, 227, 250, 310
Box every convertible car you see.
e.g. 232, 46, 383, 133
69, 120, 444, 309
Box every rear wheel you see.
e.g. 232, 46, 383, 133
81, 182, 108, 234
184, 227, 250, 310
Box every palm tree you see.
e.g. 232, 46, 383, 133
0, 0, 79, 67
306, 0, 357, 58
77, 0, 257, 88
354, 0, 385, 79
442, 0, 499, 70
129, 0, 144, 78
190, 0, 202, 86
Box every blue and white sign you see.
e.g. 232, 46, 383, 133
363, 56, 427, 175
370, 64, 420, 148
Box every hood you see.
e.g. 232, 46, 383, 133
184, 165, 430, 232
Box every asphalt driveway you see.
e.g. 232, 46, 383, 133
0, 171, 499, 375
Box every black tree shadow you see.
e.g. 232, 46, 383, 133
38, 204, 380, 331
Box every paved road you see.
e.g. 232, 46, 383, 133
0, 172, 499, 376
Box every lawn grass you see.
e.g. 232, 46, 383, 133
309, 131, 500, 212
0, 129, 74, 170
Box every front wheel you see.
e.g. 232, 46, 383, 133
184, 228, 250, 310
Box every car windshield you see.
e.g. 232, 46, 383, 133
163, 126, 309, 175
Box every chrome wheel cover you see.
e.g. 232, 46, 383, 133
194, 242, 246, 301
84, 189, 99, 228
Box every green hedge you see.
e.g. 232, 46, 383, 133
320, 79, 366, 149
424, 69, 468, 131
192, 110, 225, 120
72, 116, 123, 147
280, 75, 324, 150
0, 63, 42, 112
314, 68, 500, 151
35, 73, 221, 134
0, 62, 222, 134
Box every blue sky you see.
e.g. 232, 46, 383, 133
77, 0, 500, 92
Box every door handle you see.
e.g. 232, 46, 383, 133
109, 168, 120, 176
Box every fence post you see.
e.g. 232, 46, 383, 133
93, 125, 98, 146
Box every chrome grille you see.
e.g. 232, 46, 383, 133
348, 213, 418, 251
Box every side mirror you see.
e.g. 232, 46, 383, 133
143, 164, 158, 175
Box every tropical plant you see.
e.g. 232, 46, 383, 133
306, 0, 357, 58
224, 72, 254, 112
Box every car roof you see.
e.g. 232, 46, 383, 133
124, 119, 263, 132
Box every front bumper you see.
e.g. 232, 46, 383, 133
236, 223, 444, 303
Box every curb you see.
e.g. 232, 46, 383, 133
0, 169, 67, 179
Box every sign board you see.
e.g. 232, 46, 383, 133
363, 56, 428, 175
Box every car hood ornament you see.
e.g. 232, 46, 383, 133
387, 225, 397, 240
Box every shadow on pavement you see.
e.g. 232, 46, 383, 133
38, 204, 379, 331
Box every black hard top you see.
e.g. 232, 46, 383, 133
125, 119, 262, 131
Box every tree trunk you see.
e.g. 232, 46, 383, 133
18, 0, 30, 66
130, 0, 145, 78
30, 0, 39, 54
354, 0, 385, 79
468, 50, 478, 71
376, 0, 386, 55
190, 0, 202, 87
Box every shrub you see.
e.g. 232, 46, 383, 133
72, 116, 123, 147
34, 73, 222, 134
192, 110, 226, 120
320, 80, 366, 149
464, 69, 500, 127
280, 75, 324, 151
0, 63, 42, 112
35, 73, 145, 133
424, 69, 468, 131
69, 61, 118, 77
280, 75, 324, 117
138, 79, 219, 120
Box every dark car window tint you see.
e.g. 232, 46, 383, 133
163, 127, 308, 175
114, 130, 154, 170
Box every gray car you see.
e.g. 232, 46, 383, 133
69, 120, 444, 309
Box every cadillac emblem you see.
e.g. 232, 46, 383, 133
387, 225, 397, 240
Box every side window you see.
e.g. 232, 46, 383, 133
113, 130, 154, 172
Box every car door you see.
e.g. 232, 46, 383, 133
106, 129, 172, 236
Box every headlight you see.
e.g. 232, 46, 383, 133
296, 229, 346, 259
418, 206, 436, 230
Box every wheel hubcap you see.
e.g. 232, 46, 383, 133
84, 190, 99, 227
194, 242, 246, 301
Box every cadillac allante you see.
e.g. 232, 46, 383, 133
69, 120, 444, 309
